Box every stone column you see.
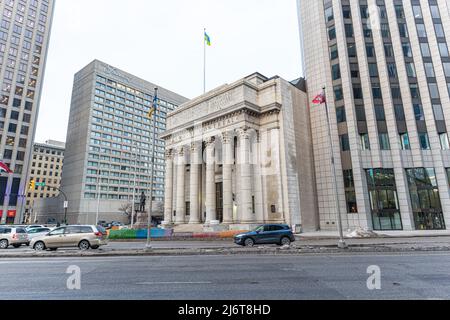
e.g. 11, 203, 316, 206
253, 132, 264, 223
205, 137, 217, 224
163, 149, 174, 226
222, 132, 234, 224
175, 146, 186, 224
238, 128, 254, 223
189, 142, 202, 224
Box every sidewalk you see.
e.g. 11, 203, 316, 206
297, 229, 450, 240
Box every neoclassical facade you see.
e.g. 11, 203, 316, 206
161, 73, 319, 231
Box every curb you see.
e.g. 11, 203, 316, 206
2, 245, 450, 259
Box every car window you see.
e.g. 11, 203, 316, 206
41, 228, 51, 233
16, 228, 27, 234
263, 225, 272, 232
28, 229, 38, 234
272, 226, 284, 231
49, 228, 65, 236
80, 226, 94, 234
254, 226, 264, 232
65, 226, 82, 234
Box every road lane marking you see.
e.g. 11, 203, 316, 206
136, 281, 213, 285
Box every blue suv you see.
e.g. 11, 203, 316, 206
234, 224, 296, 247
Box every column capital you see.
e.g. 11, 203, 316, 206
165, 149, 174, 160
176, 146, 186, 156
221, 131, 234, 144
205, 136, 216, 148
190, 141, 202, 152
238, 127, 251, 140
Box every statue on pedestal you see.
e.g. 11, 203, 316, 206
139, 192, 146, 212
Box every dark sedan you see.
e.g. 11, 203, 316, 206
234, 224, 296, 247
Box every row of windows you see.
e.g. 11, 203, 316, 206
84, 192, 164, 202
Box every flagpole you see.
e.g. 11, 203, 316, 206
323, 87, 348, 249
203, 28, 206, 94
145, 88, 158, 250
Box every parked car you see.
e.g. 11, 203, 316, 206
30, 225, 108, 251
25, 225, 45, 232
234, 224, 296, 247
0, 227, 29, 249
26, 227, 53, 243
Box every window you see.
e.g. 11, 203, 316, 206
435, 24, 445, 38
330, 44, 338, 60
332, 64, 341, 80
379, 133, 390, 150
345, 24, 353, 38
398, 23, 408, 38
400, 133, 411, 150
421, 43, 431, 57
430, 5, 441, 19
439, 43, 449, 57
424, 63, 435, 78
433, 104, 445, 121
406, 63, 416, 78
340, 134, 350, 151
406, 168, 445, 230
342, 5, 351, 19
369, 63, 378, 77
387, 64, 397, 78
361, 134, 370, 150
372, 85, 382, 99
412, 5, 423, 19
381, 24, 390, 38
348, 44, 357, 57
336, 107, 346, 123
328, 26, 336, 41
419, 133, 431, 150
394, 104, 405, 121
402, 43, 412, 57
410, 84, 420, 99
334, 86, 343, 101
366, 44, 375, 58
395, 5, 405, 19
429, 83, 440, 100
375, 105, 386, 121
384, 44, 394, 57
414, 104, 425, 121
416, 24, 427, 38
443, 63, 450, 77
324, 6, 334, 22
353, 86, 363, 99
440, 133, 450, 150
345, 191, 358, 214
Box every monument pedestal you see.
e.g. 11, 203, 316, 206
133, 210, 150, 229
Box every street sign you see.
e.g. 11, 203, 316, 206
64, 201, 68, 209
35, 182, 46, 187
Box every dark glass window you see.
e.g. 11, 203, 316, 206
345, 24, 354, 38
342, 5, 351, 19
340, 134, 350, 151
325, 6, 334, 22
330, 44, 338, 60
375, 105, 386, 121
336, 106, 346, 123
332, 64, 341, 80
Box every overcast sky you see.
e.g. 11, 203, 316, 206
35, 0, 302, 143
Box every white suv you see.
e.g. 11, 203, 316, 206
0, 227, 29, 249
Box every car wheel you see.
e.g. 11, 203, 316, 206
34, 241, 46, 251
244, 238, 255, 247
280, 237, 291, 246
12, 244, 21, 249
78, 240, 90, 251
0, 239, 9, 250
91, 246, 99, 250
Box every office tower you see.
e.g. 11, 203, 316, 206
25, 140, 64, 223
298, 0, 450, 230
59, 60, 188, 224
0, 0, 55, 224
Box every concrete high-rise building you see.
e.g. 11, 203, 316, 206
25, 140, 64, 223
298, 0, 450, 231
0, 0, 55, 224
48, 60, 188, 225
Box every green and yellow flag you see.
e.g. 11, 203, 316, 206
204, 32, 211, 46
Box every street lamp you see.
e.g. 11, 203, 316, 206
96, 170, 101, 225
130, 143, 138, 229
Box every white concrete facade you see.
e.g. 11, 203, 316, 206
161, 73, 318, 231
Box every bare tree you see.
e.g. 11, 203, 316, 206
118, 203, 133, 224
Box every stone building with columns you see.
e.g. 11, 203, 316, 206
160, 73, 319, 231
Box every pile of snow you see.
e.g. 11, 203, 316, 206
345, 227, 379, 238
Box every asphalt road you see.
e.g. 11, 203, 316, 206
1, 252, 450, 299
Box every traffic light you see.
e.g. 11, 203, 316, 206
29, 180, 36, 190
